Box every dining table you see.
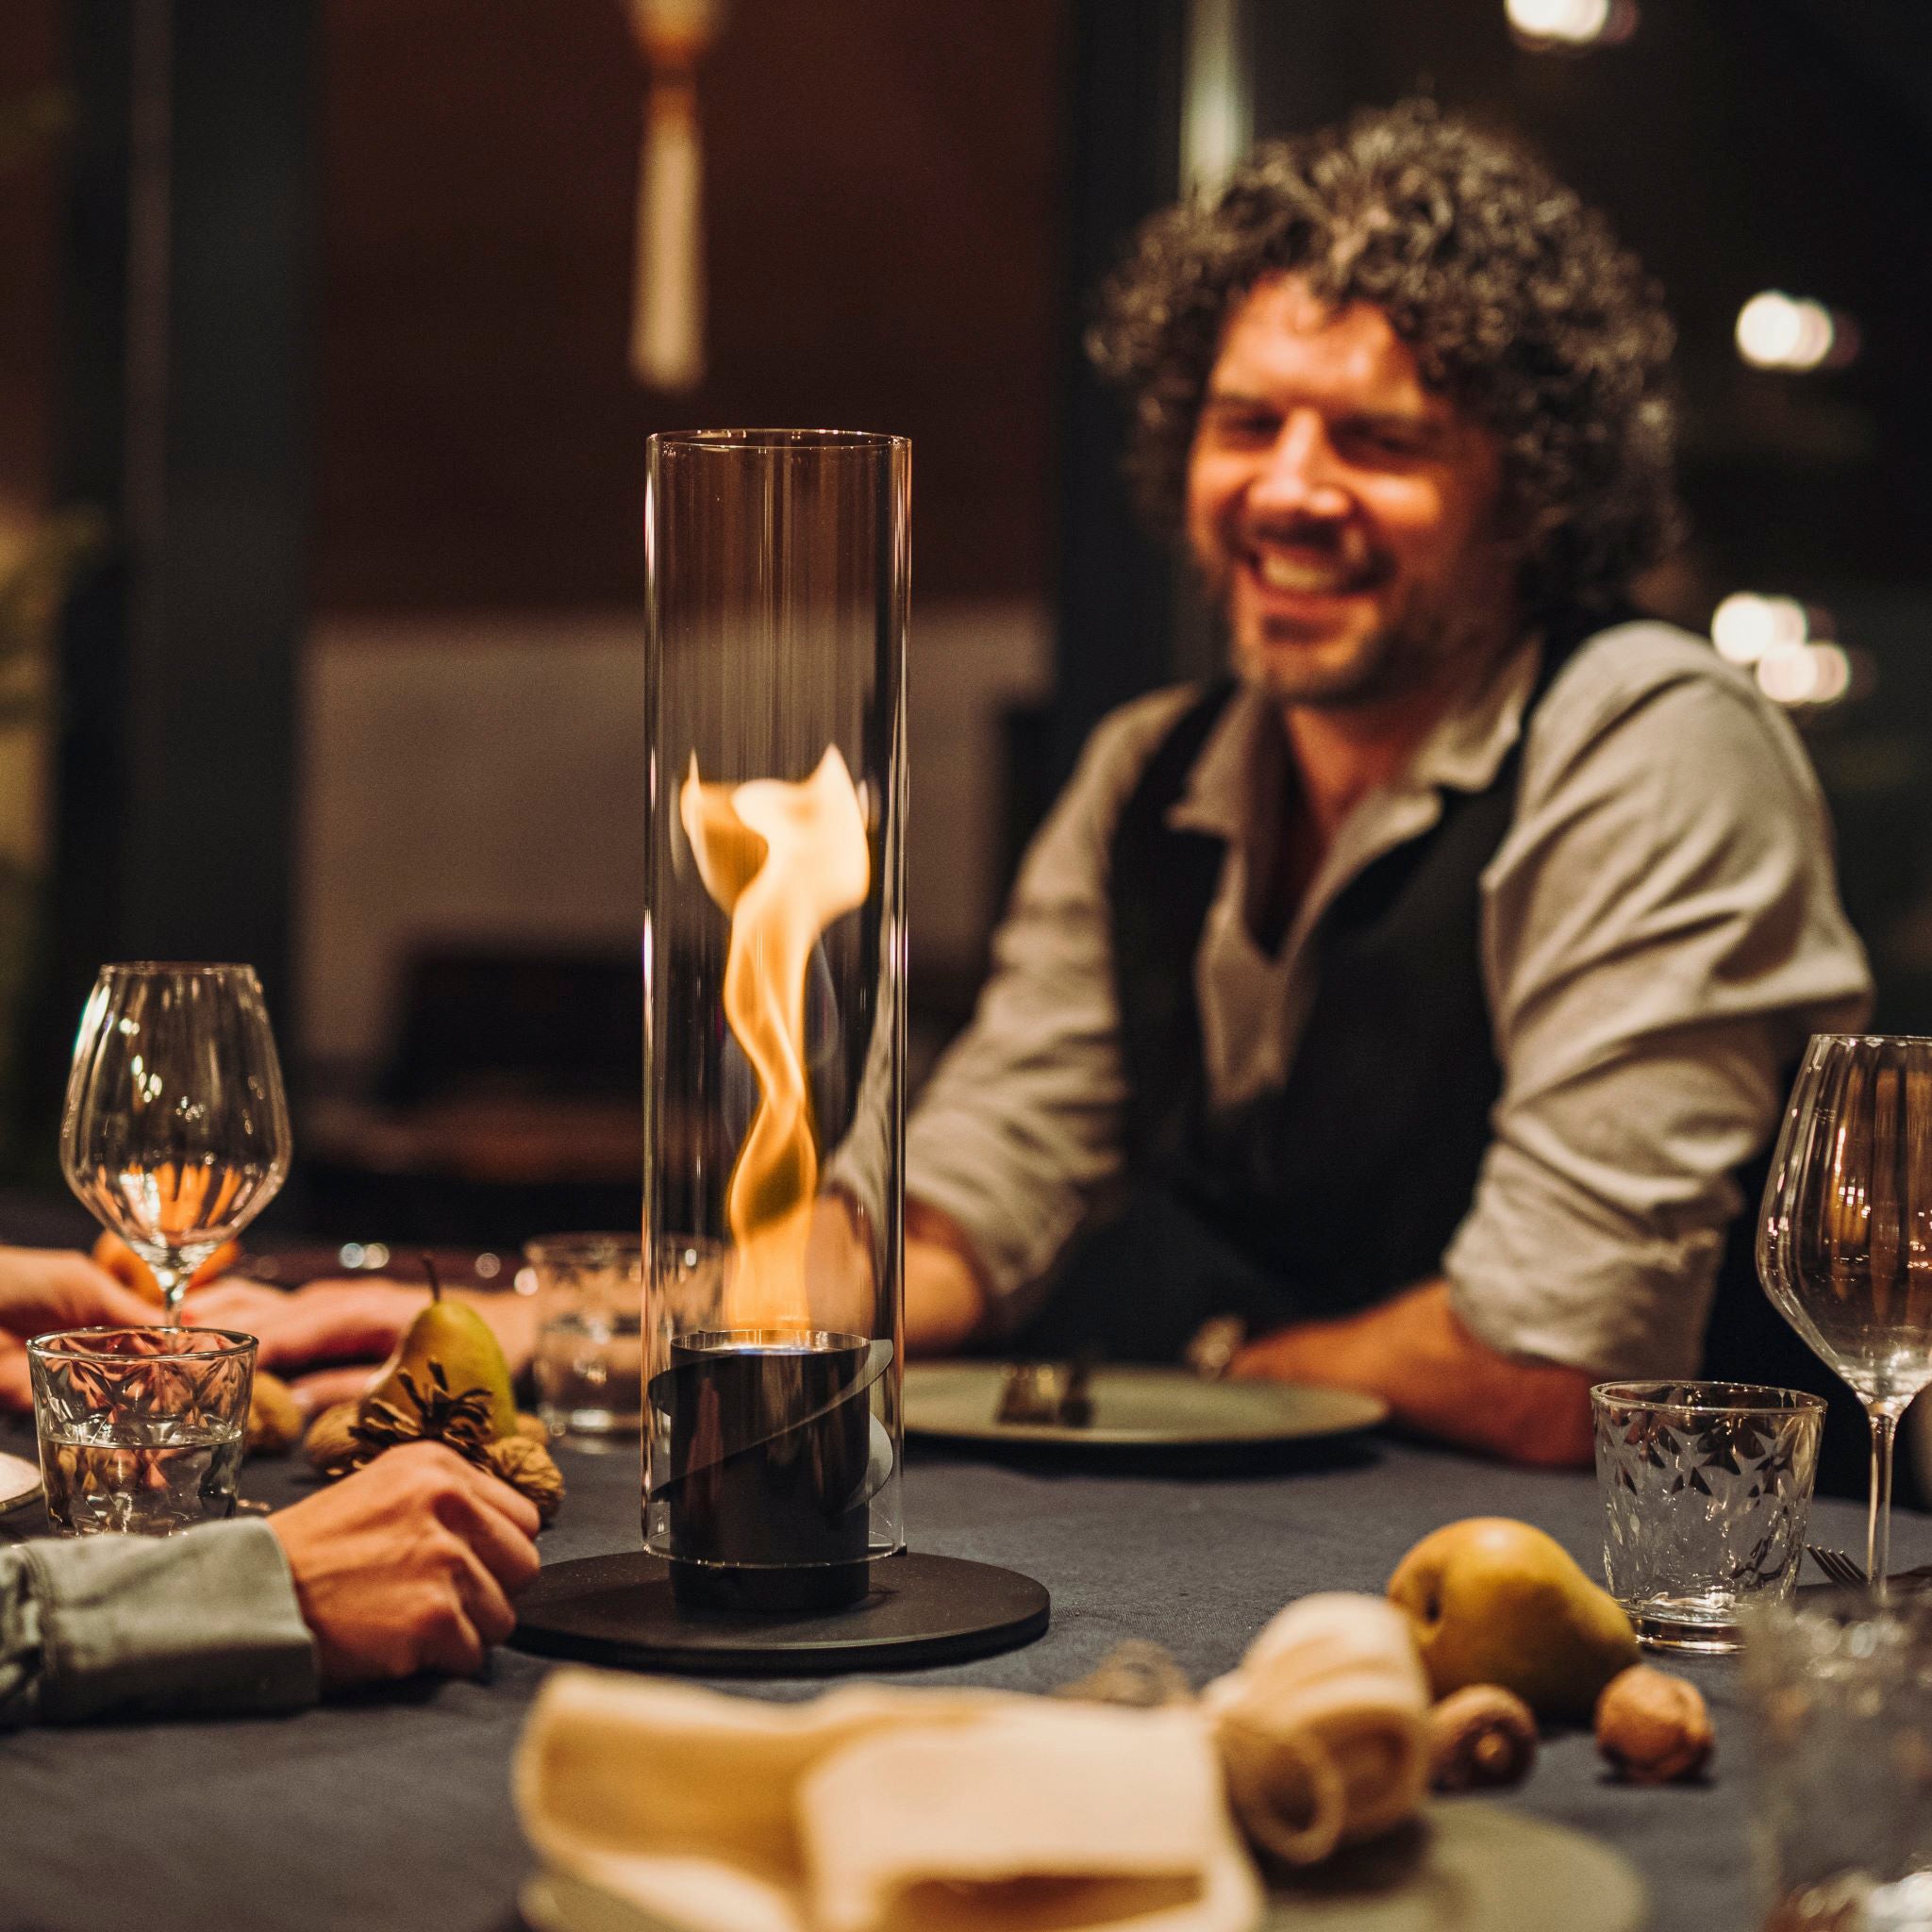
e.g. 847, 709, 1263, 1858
2, 1401, 1927, 1932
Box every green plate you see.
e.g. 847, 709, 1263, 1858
523, 1804, 1644, 1932
1264, 1802, 1647, 1931
902, 1361, 1387, 1448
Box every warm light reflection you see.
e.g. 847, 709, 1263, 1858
681, 746, 869, 1331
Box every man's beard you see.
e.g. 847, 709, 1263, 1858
1230, 592, 1481, 710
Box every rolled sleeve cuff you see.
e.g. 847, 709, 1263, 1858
1441, 1188, 1724, 1381
21, 1518, 319, 1724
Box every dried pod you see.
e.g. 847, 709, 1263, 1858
303, 1400, 369, 1478
1056, 1641, 1195, 1709
1427, 1684, 1538, 1790
514, 1411, 550, 1444
1595, 1666, 1713, 1784
246, 1372, 306, 1457
485, 1434, 565, 1524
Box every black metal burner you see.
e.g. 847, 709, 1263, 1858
650, 1331, 876, 1611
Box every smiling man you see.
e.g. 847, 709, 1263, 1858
899, 103, 1872, 1466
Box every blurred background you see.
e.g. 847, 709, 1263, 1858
0, 0, 1926, 1257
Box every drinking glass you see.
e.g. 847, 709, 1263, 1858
28, 1326, 257, 1534
1591, 1380, 1824, 1652
61, 964, 292, 1324
1758, 1034, 1932, 1590
525, 1232, 644, 1444
1740, 1590, 1932, 1928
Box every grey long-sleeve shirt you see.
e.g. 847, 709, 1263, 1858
907, 622, 1874, 1373
0, 1520, 319, 1727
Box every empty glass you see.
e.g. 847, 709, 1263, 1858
525, 1233, 643, 1444
28, 1326, 257, 1535
1592, 1379, 1824, 1653
1742, 1590, 1932, 1929
61, 964, 292, 1323
1758, 1035, 1932, 1591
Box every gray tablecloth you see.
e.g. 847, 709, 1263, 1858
1, 1414, 1926, 1932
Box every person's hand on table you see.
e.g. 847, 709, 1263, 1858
0, 1247, 166, 1409
267, 1441, 542, 1683
177, 1274, 538, 1414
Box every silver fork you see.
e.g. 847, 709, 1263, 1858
1807, 1544, 1932, 1588
1808, 1543, 1868, 1588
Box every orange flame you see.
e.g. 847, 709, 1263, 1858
680, 745, 869, 1330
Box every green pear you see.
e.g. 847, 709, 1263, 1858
1388, 1517, 1639, 1720
372, 1276, 518, 1441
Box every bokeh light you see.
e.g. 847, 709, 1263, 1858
1736, 291, 1840, 371
1712, 591, 1808, 664
1505, 0, 1614, 42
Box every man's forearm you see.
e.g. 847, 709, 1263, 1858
1229, 1279, 1597, 1467
0, 1523, 318, 1728
904, 1201, 992, 1355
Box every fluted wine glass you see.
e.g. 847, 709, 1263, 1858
61, 964, 292, 1324
1758, 1034, 1932, 1591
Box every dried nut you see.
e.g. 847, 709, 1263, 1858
485, 1434, 565, 1524
303, 1400, 368, 1478
1594, 1666, 1713, 1784
1427, 1684, 1539, 1790
246, 1372, 306, 1456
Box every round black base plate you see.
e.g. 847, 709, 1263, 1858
510, 1550, 1050, 1675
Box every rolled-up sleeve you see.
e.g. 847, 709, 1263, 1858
0, 1521, 318, 1728
907, 690, 1193, 1324
1445, 644, 1873, 1376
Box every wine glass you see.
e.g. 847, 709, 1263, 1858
60, 964, 292, 1324
1757, 1033, 1932, 1591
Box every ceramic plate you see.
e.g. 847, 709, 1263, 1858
1262, 1802, 1647, 1931
522, 1804, 1644, 1932
0, 1450, 42, 1515
902, 1360, 1387, 1449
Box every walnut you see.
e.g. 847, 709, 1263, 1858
485, 1434, 565, 1524
1427, 1684, 1539, 1790
303, 1400, 368, 1478
1594, 1666, 1713, 1784
246, 1372, 306, 1457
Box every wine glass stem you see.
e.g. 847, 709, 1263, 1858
152, 1263, 186, 1329
1865, 1408, 1898, 1596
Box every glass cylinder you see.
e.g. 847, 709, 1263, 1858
641, 428, 908, 1611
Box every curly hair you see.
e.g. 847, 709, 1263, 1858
1087, 100, 1682, 624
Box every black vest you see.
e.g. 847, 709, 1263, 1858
1014, 625, 1874, 1494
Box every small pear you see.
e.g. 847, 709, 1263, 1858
1388, 1517, 1639, 1721
371, 1260, 519, 1441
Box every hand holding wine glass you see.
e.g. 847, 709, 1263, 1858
1757, 1033, 1932, 1591
60, 964, 292, 1325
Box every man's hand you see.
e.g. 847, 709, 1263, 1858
267, 1442, 542, 1684
0, 1248, 170, 1410
1230, 1279, 1597, 1468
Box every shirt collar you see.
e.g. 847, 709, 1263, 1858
1166, 634, 1543, 841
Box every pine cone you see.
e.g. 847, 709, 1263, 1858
484, 1435, 565, 1524
303, 1400, 369, 1478
353, 1362, 495, 1459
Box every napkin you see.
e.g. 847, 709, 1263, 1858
1203, 1593, 1431, 1866
515, 1673, 1261, 1932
